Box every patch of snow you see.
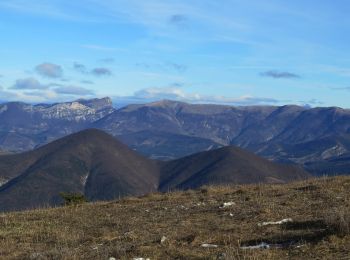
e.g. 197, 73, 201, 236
201, 243, 218, 248
258, 218, 293, 227
0, 179, 8, 187
219, 201, 236, 209
241, 241, 296, 250
0, 105, 8, 114
133, 258, 150, 260
241, 242, 271, 250
321, 145, 346, 159
81, 174, 88, 186
205, 145, 214, 151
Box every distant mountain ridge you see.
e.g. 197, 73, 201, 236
0, 97, 114, 151
0, 98, 350, 175
0, 129, 308, 212
93, 100, 350, 175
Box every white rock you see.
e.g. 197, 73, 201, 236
201, 243, 218, 248
241, 242, 270, 250
219, 202, 236, 208
258, 218, 293, 227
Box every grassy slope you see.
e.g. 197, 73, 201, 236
1, 176, 350, 259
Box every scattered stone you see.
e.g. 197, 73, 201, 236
217, 252, 227, 259
109, 257, 116, 260
30, 253, 44, 259
160, 236, 167, 244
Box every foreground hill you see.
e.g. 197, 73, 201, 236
0, 129, 159, 212
0, 129, 308, 212
159, 146, 307, 191
0, 177, 349, 259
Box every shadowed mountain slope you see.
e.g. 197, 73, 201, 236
0, 129, 159, 212
159, 146, 309, 191
0, 129, 309, 212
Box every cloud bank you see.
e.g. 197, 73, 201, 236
113, 86, 280, 106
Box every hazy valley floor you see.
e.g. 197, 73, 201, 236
1, 177, 350, 259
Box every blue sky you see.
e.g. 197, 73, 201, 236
0, 0, 349, 107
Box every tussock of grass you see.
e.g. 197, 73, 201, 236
0, 176, 350, 259
325, 209, 350, 237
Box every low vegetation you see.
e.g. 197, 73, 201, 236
59, 192, 87, 206
1, 176, 350, 259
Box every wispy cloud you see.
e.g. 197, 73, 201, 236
165, 62, 187, 73
330, 86, 350, 91
54, 85, 94, 95
73, 62, 88, 74
169, 14, 188, 29
82, 44, 123, 52
73, 62, 113, 77
298, 99, 324, 106
91, 68, 112, 77
81, 80, 94, 85
260, 70, 301, 79
35, 63, 63, 78
99, 58, 115, 63
136, 61, 187, 73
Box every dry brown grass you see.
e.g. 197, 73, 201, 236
1, 176, 350, 259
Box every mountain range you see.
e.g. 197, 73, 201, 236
0, 98, 349, 175
0, 129, 308, 212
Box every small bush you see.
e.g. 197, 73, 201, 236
60, 192, 87, 206
325, 209, 350, 237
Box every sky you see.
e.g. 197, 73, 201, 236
0, 0, 350, 108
